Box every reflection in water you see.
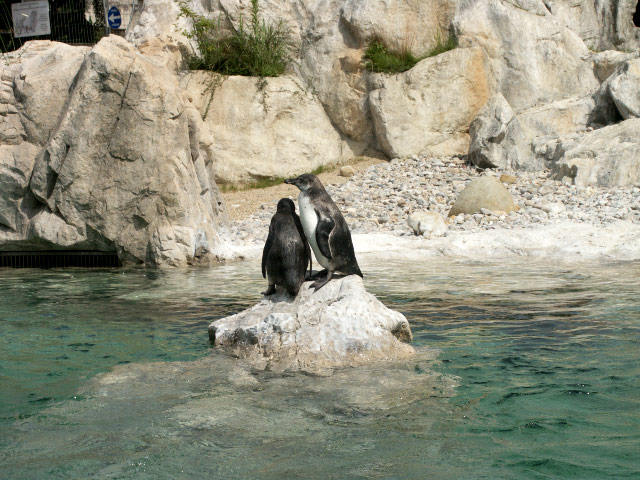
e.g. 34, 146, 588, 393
0, 258, 639, 479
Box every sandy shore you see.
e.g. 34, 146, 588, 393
221, 156, 385, 221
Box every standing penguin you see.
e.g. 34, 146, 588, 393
285, 174, 362, 291
262, 198, 312, 297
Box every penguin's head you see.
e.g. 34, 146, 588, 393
285, 174, 318, 192
276, 198, 295, 213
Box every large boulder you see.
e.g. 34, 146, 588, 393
468, 94, 598, 171
369, 46, 491, 158
209, 275, 414, 373
183, 72, 350, 185
549, 118, 640, 187
448, 175, 516, 216
468, 94, 532, 170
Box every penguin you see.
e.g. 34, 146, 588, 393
284, 174, 362, 291
261, 198, 312, 297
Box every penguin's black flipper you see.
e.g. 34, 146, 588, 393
261, 223, 274, 279
293, 213, 312, 276
315, 211, 335, 260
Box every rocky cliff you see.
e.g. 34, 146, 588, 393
1, 0, 639, 265
1, 37, 225, 266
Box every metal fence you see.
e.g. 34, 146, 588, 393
0, 251, 121, 269
1, 0, 111, 53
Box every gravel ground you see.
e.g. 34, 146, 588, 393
222, 157, 384, 221
225, 155, 640, 246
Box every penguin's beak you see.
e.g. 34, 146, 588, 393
284, 177, 298, 186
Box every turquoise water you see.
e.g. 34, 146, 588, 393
0, 258, 639, 479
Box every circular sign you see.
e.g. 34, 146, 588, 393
107, 6, 122, 29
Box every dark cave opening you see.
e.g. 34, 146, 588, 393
634, 1, 640, 27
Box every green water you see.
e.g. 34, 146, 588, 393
0, 259, 639, 479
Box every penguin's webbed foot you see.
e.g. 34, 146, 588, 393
311, 270, 333, 292
262, 284, 276, 296
308, 269, 328, 281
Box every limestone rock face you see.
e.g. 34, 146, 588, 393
186, 73, 349, 185
449, 176, 516, 216
548, 119, 640, 187
515, 95, 595, 139
454, 0, 598, 112
1, 37, 226, 266
468, 94, 532, 171
297, 3, 373, 147
369, 47, 491, 158
606, 58, 640, 120
11, 42, 89, 145
341, 0, 456, 55
592, 50, 640, 82
469, 94, 597, 171
125, 0, 190, 47
549, 0, 640, 51
209, 275, 415, 373
0, 143, 39, 232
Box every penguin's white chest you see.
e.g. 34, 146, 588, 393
298, 193, 330, 268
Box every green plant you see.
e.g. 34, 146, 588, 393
363, 31, 458, 74
311, 165, 326, 175
363, 39, 419, 73
426, 30, 457, 58
220, 165, 330, 192
179, 0, 291, 77
220, 176, 287, 192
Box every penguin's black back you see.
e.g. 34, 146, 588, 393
262, 204, 310, 296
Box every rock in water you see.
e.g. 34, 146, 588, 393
209, 276, 414, 373
449, 176, 516, 216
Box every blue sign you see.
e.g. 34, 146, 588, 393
107, 6, 121, 29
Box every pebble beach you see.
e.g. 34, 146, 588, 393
224, 155, 640, 253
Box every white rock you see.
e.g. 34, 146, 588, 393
339, 165, 355, 177
454, 0, 598, 112
341, 0, 456, 55
592, 50, 640, 82
607, 58, 640, 119
2, 36, 226, 266
449, 176, 516, 216
369, 47, 491, 158
468, 93, 534, 170
188, 73, 349, 185
209, 276, 414, 373
0, 143, 39, 231
11, 41, 89, 145
537, 202, 565, 215
407, 211, 448, 237
551, 118, 640, 187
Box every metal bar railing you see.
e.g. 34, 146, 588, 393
0, 251, 121, 269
